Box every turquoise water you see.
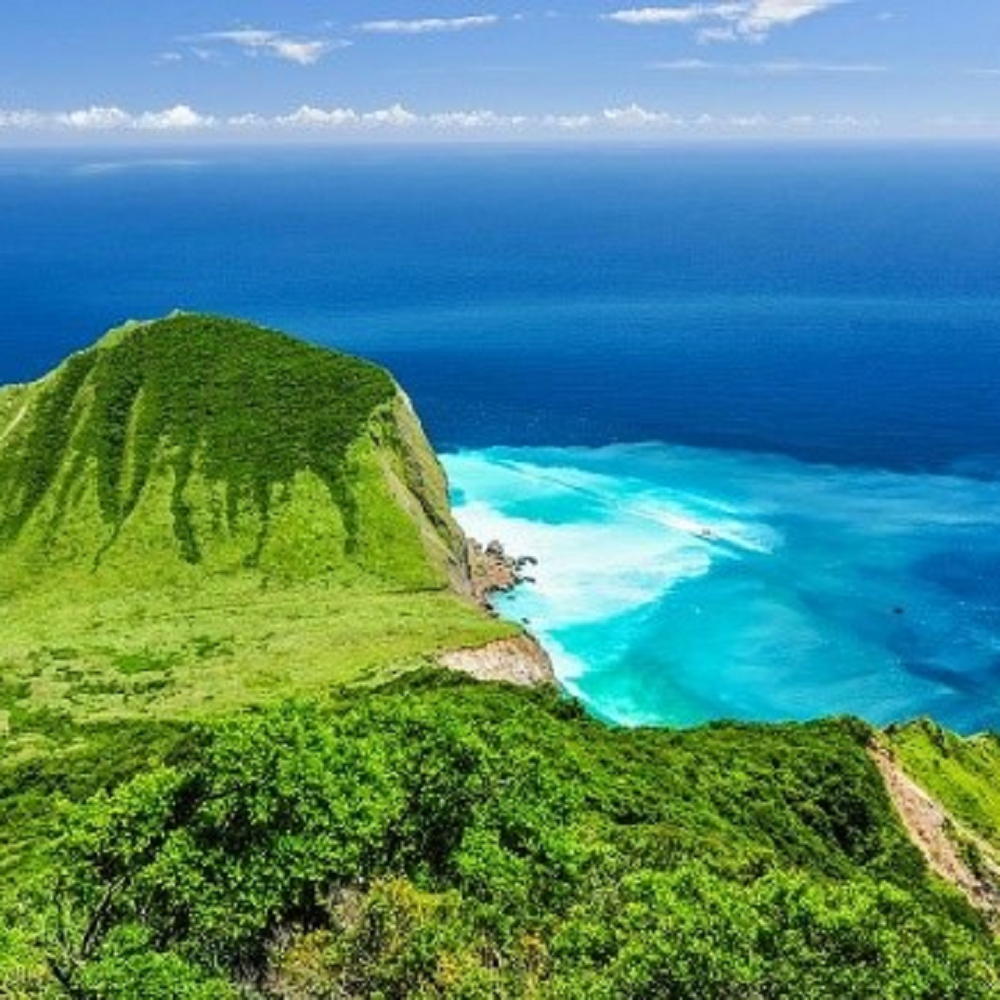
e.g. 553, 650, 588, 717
445, 445, 1000, 732
2, 146, 999, 731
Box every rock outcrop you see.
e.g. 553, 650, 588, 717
440, 634, 555, 687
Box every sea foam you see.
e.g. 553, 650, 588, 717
444, 444, 1000, 733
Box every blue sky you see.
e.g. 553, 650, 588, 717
2, 2, 1000, 141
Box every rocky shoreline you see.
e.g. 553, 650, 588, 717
465, 537, 537, 610
440, 538, 554, 686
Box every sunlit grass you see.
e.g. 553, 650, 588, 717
888, 719, 1000, 854
0, 574, 514, 744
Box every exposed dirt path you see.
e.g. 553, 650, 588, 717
0, 401, 29, 448
871, 743, 1000, 928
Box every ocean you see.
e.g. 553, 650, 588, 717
2, 143, 999, 731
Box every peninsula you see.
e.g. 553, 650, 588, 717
0, 314, 997, 997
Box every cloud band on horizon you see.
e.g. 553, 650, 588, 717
0, 101, 882, 137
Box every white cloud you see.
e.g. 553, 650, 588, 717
4, 105, 215, 132
200, 29, 346, 65
823, 113, 877, 128
271, 103, 421, 129
227, 112, 268, 128
272, 38, 341, 65
357, 15, 500, 35
57, 106, 132, 130
926, 114, 991, 130
603, 104, 684, 126
698, 26, 740, 41
0, 101, 889, 138
757, 60, 886, 73
0, 109, 47, 128
655, 58, 717, 69
540, 113, 596, 130
728, 112, 769, 127
654, 57, 883, 73
782, 112, 879, 129
276, 105, 360, 128
136, 105, 215, 130
604, 1, 846, 41
429, 110, 528, 129
604, 5, 738, 25
363, 104, 420, 126
741, 0, 843, 33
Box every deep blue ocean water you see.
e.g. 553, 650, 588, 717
2, 144, 999, 731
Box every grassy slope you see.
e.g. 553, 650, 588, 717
0, 314, 513, 875
0, 385, 30, 442
888, 719, 1000, 853
0, 314, 466, 588
0, 581, 510, 733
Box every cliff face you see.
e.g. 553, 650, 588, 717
0, 314, 469, 598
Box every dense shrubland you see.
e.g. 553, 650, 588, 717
3, 673, 996, 998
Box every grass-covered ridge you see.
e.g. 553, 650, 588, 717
0, 314, 512, 750
0, 314, 411, 572
4, 675, 997, 997
889, 719, 1000, 855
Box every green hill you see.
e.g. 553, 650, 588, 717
0, 312, 467, 592
0, 315, 512, 737
887, 718, 1000, 865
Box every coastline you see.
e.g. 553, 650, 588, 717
440, 536, 554, 687
443, 444, 1000, 734
464, 536, 537, 608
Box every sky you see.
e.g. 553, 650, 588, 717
2, 1, 1000, 142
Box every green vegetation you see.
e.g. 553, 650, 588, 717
0, 315, 396, 553
0, 581, 511, 746
2, 315, 998, 997
0, 384, 30, 440
888, 719, 1000, 854
0, 314, 511, 751
1, 675, 996, 997
0, 313, 468, 594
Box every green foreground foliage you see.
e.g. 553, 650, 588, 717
3, 674, 997, 998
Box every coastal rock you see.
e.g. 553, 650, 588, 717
440, 634, 555, 687
450, 537, 553, 686
466, 537, 534, 608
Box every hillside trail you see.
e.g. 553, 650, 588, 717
0, 401, 29, 447
870, 743, 1000, 929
